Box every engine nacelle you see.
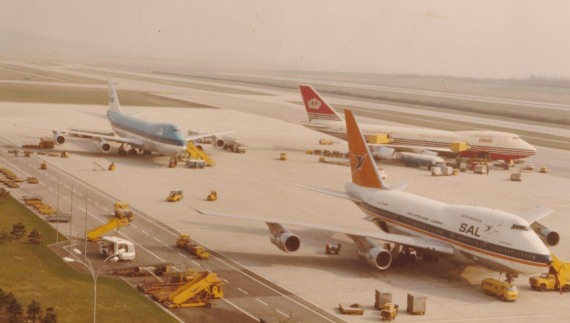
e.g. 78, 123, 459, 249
212, 137, 225, 149
370, 146, 395, 160
532, 222, 560, 247
270, 232, 301, 253
53, 132, 65, 145
98, 140, 111, 153
357, 247, 392, 270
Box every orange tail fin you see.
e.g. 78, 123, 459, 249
299, 85, 344, 122
345, 109, 384, 189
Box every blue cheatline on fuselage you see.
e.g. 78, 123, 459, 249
106, 110, 187, 149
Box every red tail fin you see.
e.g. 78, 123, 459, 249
345, 109, 384, 189
299, 85, 343, 122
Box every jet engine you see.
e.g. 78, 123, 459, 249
370, 146, 395, 160
212, 136, 226, 149
356, 247, 393, 270
98, 140, 112, 153
531, 222, 560, 247
53, 132, 65, 145
270, 232, 301, 253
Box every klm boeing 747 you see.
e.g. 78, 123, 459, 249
51, 76, 232, 156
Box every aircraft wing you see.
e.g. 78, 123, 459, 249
59, 130, 145, 147
185, 130, 235, 142
518, 207, 554, 224
289, 183, 362, 202
192, 209, 455, 255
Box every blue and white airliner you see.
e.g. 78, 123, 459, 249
52, 76, 232, 156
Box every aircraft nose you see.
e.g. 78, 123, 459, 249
522, 139, 537, 156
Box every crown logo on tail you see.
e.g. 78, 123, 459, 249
308, 98, 321, 110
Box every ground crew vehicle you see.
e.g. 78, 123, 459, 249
380, 303, 398, 321
167, 191, 184, 202
481, 278, 518, 301
207, 190, 217, 201
87, 217, 129, 241
529, 254, 570, 292
338, 303, 363, 315
40, 161, 47, 170
114, 201, 134, 220
98, 236, 135, 260
279, 153, 287, 161
325, 243, 342, 254
156, 271, 223, 308
27, 177, 39, 184
176, 234, 209, 259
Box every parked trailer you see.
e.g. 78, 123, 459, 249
407, 293, 426, 315
398, 152, 445, 169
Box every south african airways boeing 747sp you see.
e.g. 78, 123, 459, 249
51, 76, 232, 156
195, 109, 557, 280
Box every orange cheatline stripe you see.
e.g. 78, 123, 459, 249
362, 208, 548, 269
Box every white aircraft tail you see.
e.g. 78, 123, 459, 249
299, 85, 344, 122
108, 76, 122, 113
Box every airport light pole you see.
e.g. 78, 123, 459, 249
63, 248, 124, 323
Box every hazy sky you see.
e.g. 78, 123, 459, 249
2, 0, 570, 78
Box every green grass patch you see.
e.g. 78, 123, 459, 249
0, 83, 216, 108
0, 195, 176, 323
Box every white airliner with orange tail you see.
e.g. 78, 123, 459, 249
195, 109, 556, 277
299, 85, 536, 163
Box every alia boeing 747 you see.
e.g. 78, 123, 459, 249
299, 85, 536, 164
195, 109, 556, 279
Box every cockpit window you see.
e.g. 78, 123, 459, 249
172, 127, 181, 133
511, 224, 528, 231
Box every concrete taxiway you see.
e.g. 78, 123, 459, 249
2, 64, 570, 322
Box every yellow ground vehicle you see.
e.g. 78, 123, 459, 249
176, 234, 209, 260
279, 152, 287, 161
60, 151, 69, 158
40, 161, 47, 170
380, 303, 399, 321
167, 190, 184, 202
319, 139, 334, 145
108, 162, 116, 171
27, 177, 39, 184
529, 254, 570, 292
114, 201, 134, 221
207, 190, 217, 201
481, 278, 518, 301
87, 218, 130, 241
156, 271, 223, 308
